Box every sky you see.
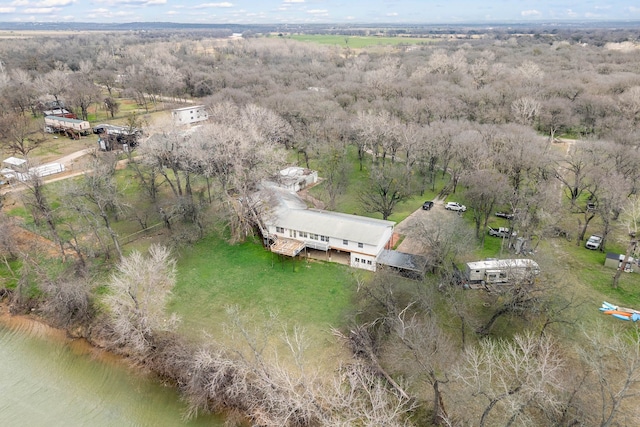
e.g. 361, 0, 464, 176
0, 0, 639, 24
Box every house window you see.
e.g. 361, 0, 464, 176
289, 230, 296, 238
299, 231, 308, 238
367, 260, 372, 265
358, 242, 364, 248
276, 227, 284, 233
321, 235, 329, 242
343, 240, 348, 245
355, 257, 360, 263
361, 258, 366, 263
310, 234, 318, 240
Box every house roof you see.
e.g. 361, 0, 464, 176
3, 157, 27, 166
172, 105, 206, 113
377, 249, 428, 272
258, 183, 395, 246
45, 115, 87, 124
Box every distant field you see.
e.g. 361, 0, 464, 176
0, 30, 103, 39
286, 34, 436, 48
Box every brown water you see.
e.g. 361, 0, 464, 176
0, 317, 224, 427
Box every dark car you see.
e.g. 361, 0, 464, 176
422, 201, 434, 210
495, 211, 515, 220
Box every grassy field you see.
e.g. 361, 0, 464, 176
286, 34, 436, 48
168, 233, 357, 363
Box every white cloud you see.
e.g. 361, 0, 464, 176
166, 10, 178, 14
283, 0, 304, 3
193, 2, 233, 8
594, 5, 611, 10
94, 0, 166, 5
24, 7, 60, 13
566, 9, 577, 17
627, 6, 640, 14
10, 0, 29, 6
521, 9, 541, 17
307, 9, 328, 15
0, 7, 16, 13
36, 0, 75, 6
386, 12, 398, 17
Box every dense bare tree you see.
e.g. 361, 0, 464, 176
463, 170, 511, 240
452, 332, 564, 427
62, 152, 126, 260
20, 174, 66, 260
0, 113, 44, 158
359, 165, 410, 220
104, 244, 179, 355
35, 69, 70, 107
577, 323, 640, 426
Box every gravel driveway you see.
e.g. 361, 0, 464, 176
394, 197, 446, 255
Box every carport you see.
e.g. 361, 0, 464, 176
377, 249, 428, 280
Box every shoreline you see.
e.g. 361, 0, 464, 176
0, 301, 130, 369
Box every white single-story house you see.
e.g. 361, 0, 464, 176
172, 105, 209, 125
256, 184, 395, 272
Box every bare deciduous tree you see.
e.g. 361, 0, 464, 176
577, 323, 640, 426
359, 165, 410, 220
104, 244, 180, 355
452, 332, 564, 427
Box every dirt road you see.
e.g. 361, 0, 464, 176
394, 196, 446, 255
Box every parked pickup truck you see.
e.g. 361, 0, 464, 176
585, 235, 602, 250
488, 227, 516, 238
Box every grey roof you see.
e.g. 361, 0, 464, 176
172, 105, 206, 112
377, 250, 428, 272
258, 183, 394, 246
45, 115, 87, 124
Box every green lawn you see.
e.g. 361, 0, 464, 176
168, 234, 356, 360
285, 34, 436, 48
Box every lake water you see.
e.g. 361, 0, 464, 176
0, 316, 224, 427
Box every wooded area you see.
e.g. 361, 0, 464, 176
1, 26, 640, 426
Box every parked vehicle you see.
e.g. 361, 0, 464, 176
488, 227, 515, 238
422, 201, 434, 210
585, 235, 602, 250
445, 202, 466, 212
495, 211, 515, 220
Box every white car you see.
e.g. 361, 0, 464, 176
585, 235, 602, 250
445, 202, 467, 212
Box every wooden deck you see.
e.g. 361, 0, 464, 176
270, 237, 305, 257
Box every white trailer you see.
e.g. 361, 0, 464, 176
465, 258, 539, 284
44, 116, 91, 135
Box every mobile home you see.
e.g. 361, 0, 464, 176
465, 258, 539, 284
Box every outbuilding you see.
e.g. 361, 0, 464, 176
604, 253, 638, 273
171, 105, 209, 125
